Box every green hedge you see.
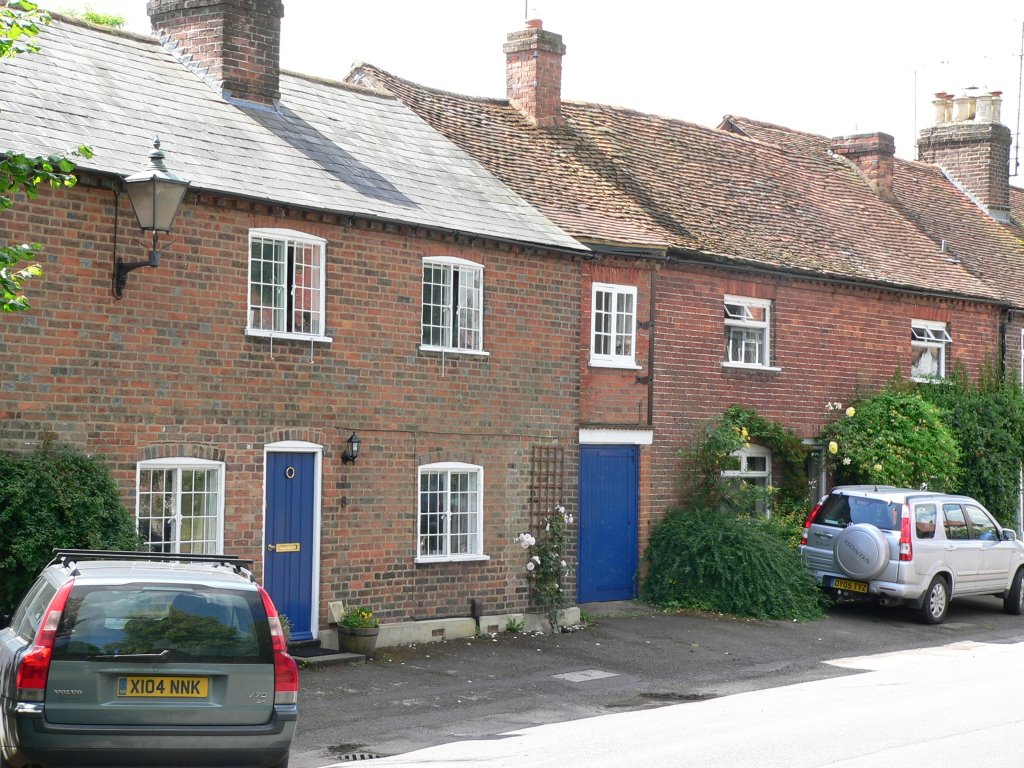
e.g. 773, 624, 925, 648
642, 505, 826, 621
0, 444, 140, 612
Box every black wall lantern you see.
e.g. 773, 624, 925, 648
113, 137, 191, 299
342, 432, 361, 464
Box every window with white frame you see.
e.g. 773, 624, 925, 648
591, 282, 638, 367
248, 229, 327, 338
136, 458, 224, 554
910, 319, 952, 381
417, 463, 485, 561
421, 257, 484, 353
722, 444, 772, 516
724, 296, 771, 367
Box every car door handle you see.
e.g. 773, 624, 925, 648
817, 532, 833, 539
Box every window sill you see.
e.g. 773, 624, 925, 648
245, 329, 333, 344
415, 554, 491, 564
419, 345, 490, 357
589, 358, 642, 370
721, 362, 782, 373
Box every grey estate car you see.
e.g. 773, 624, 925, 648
800, 486, 1024, 624
0, 550, 298, 768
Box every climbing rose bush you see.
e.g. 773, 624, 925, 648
517, 505, 573, 632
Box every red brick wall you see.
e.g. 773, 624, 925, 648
579, 260, 654, 426
1, 179, 580, 626
503, 23, 565, 128
647, 262, 1002, 522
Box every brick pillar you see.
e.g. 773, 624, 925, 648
918, 90, 1011, 222
831, 132, 896, 201
503, 19, 566, 128
147, 0, 284, 106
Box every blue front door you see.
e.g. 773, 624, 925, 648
578, 445, 639, 602
265, 451, 316, 641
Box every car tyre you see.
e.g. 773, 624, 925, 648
269, 754, 289, 768
1003, 568, 1024, 615
918, 575, 949, 625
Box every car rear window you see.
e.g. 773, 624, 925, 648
813, 494, 901, 531
52, 583, 272, 663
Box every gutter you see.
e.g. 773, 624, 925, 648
669, 247, 1008, 309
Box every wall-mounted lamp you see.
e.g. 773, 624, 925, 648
113, 137, 191, 299
342, 432, 361, 464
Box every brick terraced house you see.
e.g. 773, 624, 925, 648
7, 6, 1024, 625
0, 3, 588, 646
350, 20, 1024, 600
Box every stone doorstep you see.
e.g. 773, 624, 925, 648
316, 607, 581, 650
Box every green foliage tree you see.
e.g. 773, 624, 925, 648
1, 0, 92, 312
59, 5, 125, 28
918, 367, 1024, 527
0, 444, 141, 612
821, 388, 960, 491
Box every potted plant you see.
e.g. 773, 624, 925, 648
337, 606, 380, 656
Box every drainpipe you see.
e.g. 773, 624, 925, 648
646, 270, 656, 426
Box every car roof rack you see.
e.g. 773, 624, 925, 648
50, 549, 254, 573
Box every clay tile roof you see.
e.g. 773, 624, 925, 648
353, 66, 1003, 303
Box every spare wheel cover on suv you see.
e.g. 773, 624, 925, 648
834, 523, 890, 580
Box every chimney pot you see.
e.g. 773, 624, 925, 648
919, 87, 1012, 221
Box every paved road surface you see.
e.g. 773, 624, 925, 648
293, 597, 1024, 766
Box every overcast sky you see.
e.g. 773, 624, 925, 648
46, 1, 1024, 166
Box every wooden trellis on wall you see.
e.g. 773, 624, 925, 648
529, 445, 565, 529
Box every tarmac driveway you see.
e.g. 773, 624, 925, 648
291, 597, 1024, 766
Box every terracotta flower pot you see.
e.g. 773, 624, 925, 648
338, 625, 379, 656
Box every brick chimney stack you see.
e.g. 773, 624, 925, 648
146, 0, 285, 106
918, 89, 1011, 222
504, 19, 565, 128
831, 132, 897, 201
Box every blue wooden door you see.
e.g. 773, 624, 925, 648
265, 452, 316, 642
578, 445, 638, 602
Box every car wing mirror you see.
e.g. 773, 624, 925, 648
1001, 529, 1017, 542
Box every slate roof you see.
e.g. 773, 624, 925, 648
0, 16, 584, 254
350, 65, 1005, 304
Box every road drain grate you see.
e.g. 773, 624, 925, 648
330, 744, 387, 762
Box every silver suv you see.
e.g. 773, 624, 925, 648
0, 550, 298, 768
800, 486, 1024, 624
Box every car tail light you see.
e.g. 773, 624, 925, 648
16, 579, 75, 702
899, 503, 913, 561
800, 499, 824, 546
258, 585, 299, 705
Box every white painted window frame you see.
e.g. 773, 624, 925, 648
416, 461, 489, 563
722, 444, 772, 516
590, 282, 640, 369
723, 295, 773, 369
246, 228, 331, 343
910, 319, 952, 381
135, 457, 225, 554
420, 256, 488, 356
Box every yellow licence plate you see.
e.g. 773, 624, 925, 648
832, 578, 869, 594
117, 676, 209, 698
